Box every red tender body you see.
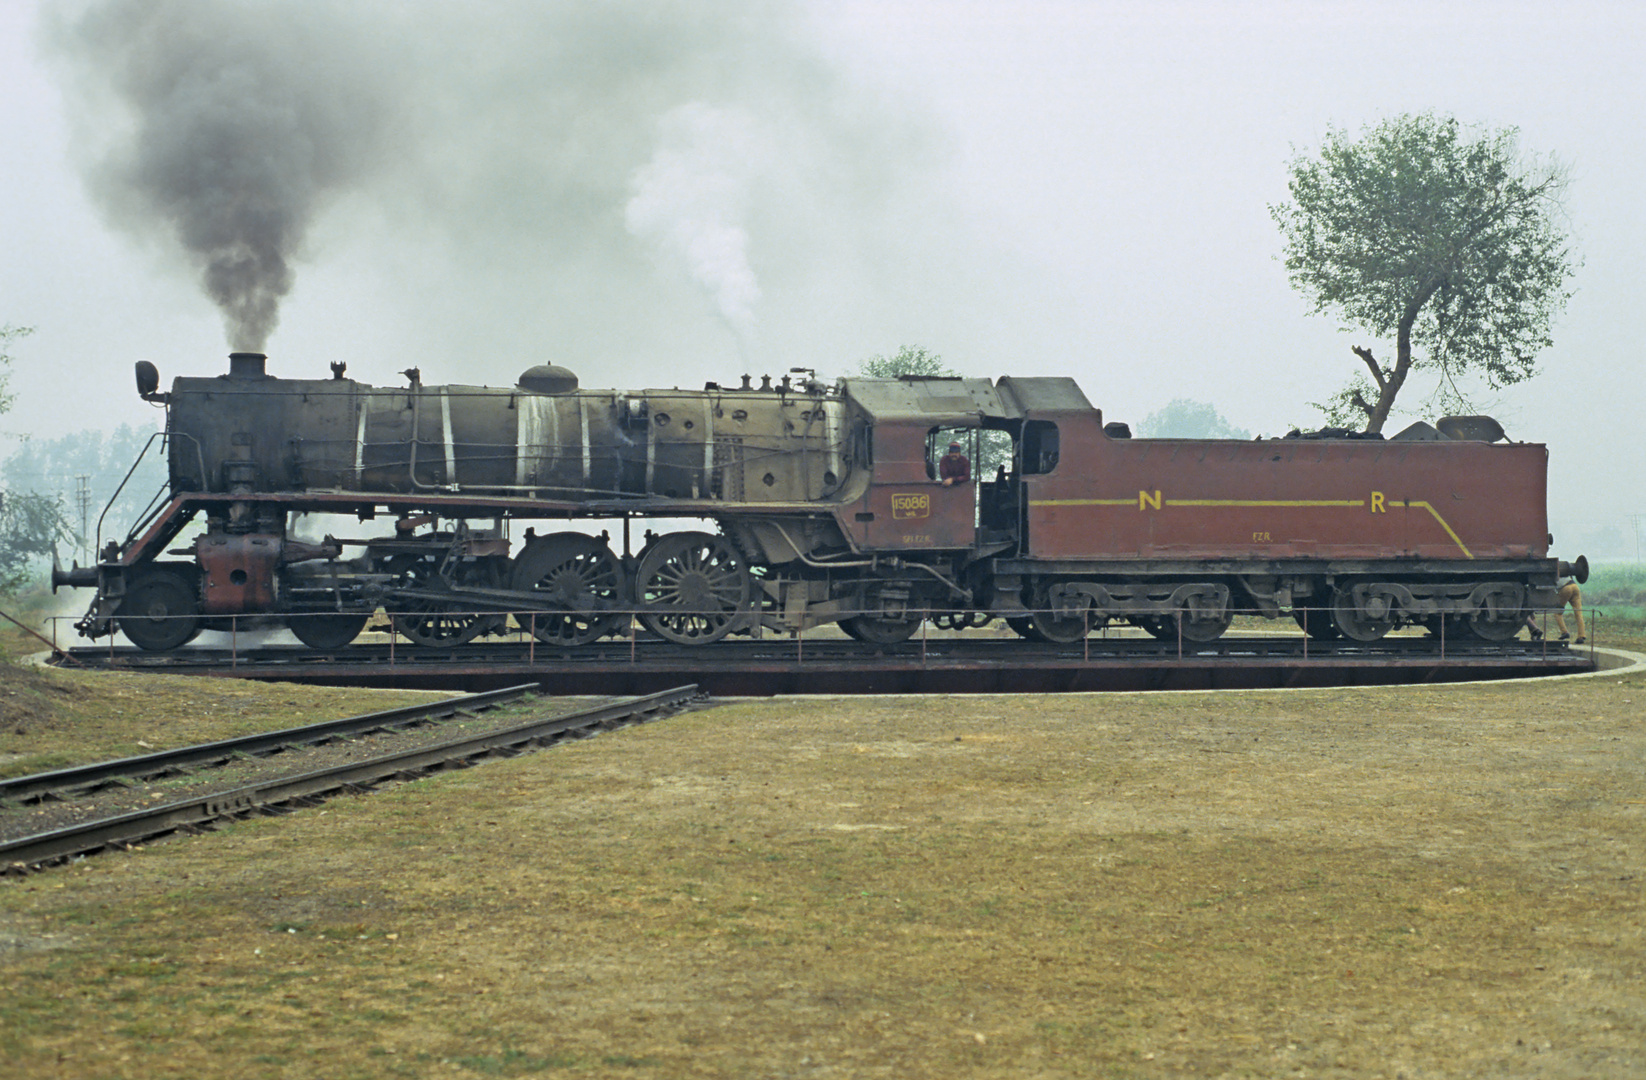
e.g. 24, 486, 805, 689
1022, 411, 1547, 565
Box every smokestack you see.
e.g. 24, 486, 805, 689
228, 352, 268, 379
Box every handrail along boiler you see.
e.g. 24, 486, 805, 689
55, 352, 1578, 650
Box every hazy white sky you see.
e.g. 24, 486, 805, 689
1, 0, 1641, 552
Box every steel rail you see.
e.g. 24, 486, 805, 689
0, 683, 542, 807
57, 635, 1573, 664
1, 684, 700, 875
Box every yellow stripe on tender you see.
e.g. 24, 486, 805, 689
1163, 499, 1365, 508
1408, 501, 1473, 558
1026, 495, 1476, 558
1029, 498, 1365, 508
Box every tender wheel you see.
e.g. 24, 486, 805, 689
636, 532, 749, 644
1029, 587, 1092, 644
288, 612, 370, 650
1330, 586, 1392, 642
1293, 605, 1341, 641
388, 553, 505, 647
116, 569, 200, 651
1006, 615, 1046, 641
511, 533, 627, 646
1466, 611, 1525, 642
1178, 610, 1233, 643
839, 614, 921, 644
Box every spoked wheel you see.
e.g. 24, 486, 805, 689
839, 614, 922, 644
288, 612, 370, 650
116, 569, 201, 651
1293, 606, 1342, 641
1330, 586, 1392, 642
636, 531, 750, 644
388, 554, 505, 647
511, 533, 627, 646
1029, 587, 1093, 644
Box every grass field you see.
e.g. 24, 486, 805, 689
1584, 563, 1646, 624
2, 613, 1643, 1078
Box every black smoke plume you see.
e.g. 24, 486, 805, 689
45, 1, 393, 352
45, 2, 934, 363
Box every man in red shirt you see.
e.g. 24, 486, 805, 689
939, 441, 971, 486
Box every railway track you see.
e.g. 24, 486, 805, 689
0, 684, 702, 875
0, 683, 541, 807
49, 633, 1596, 695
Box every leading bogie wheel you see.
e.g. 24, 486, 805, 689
116, 568, 201, 651
636, 531, 750, 645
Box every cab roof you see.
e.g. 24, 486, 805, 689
842, 376, 1092, 423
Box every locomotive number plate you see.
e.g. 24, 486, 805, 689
891, 493, 931, 519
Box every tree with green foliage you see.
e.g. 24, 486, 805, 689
1271, 114, 1575, 431
0, 325, 30, 418
1137, 399, 1251, 440
0, 325, 75, 595
3, 423, 168, 548
0, 491, 74, 594
857, 344, 954, 379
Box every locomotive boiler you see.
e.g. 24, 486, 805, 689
55, 351, 1572, 651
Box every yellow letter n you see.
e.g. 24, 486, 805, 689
1139, 489, 1162, 511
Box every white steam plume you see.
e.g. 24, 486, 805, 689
625, 103, 766, 342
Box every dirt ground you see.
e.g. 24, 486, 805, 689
1, 640, 1642, 1079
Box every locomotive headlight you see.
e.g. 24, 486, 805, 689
135, 360, 160, 399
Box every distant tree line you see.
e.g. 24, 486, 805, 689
0, 323, 168, 593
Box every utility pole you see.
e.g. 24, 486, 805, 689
75, 475, 91, 562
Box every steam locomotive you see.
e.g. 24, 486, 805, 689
55, 351, 1573, 651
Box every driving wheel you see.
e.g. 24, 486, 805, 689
387, 553, 504, 647
635, 532, 749, 644
511, 532, 627, 646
